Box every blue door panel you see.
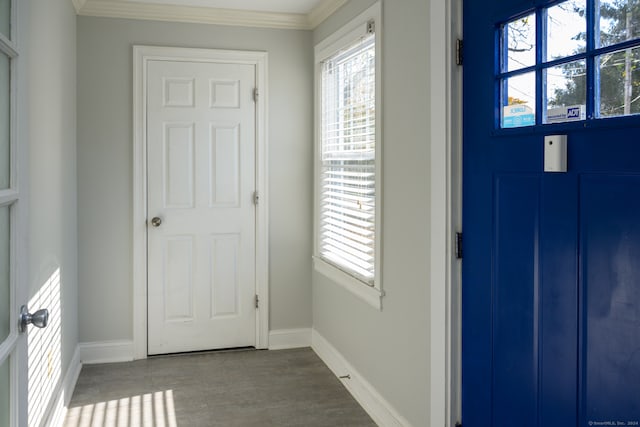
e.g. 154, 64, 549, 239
571, 128, 640, 173
580, 175, 640, 425
493, 136, 543, 172
493, 175, 541, 427
539, 175, 579, 427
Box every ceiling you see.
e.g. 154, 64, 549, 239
72, 0, 348, 29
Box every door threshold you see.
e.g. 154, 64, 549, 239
148, 346, 258, 358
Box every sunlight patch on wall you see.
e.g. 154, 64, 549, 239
65, 390, 178, 427
28, 267, 62, 427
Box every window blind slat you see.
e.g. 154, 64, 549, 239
325, 170, 374, 178
322, 233, 374, 257
321, 244, 374, 270
323, 177, 375, 186
321, 252, 374, 281
324, 208, 373, 229
322, 199, 374, 214
323, 184, 374, 195
323, 197, 374, 208
324, 217, 374, 237
323, 227, 373, 249
323, 205, 374, 221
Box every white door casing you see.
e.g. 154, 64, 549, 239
133, 46, 269, 358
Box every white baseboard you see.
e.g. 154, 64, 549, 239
268, 328, 312, 350
45, 345, 82, 427
311, 329, 411, 427
79, 340, 134, 364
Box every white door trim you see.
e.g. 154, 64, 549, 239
132, 45, 269, 359
429, 0, 461, 425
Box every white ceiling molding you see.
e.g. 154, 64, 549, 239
307, 0, 348, 28
74, 0, 347, 30
71, 0, 88, 13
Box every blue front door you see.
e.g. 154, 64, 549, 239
462, 0, 640, 426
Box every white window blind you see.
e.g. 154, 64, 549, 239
319, 31, 376, 285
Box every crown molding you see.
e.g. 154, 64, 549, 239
307, 0, 348, 28
76, 0, 320, 30
74, 0, 346, 30
71, 0, 88, 13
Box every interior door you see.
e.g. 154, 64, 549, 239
462, 0, 640, 426
146, 59, 257, 355
1, 0, 28, 424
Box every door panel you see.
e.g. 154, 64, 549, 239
164, 236, 194, 322
539, 175, 579, 427
581, 175, 640, 423
492, 175, 540, 427
209, 124, 240, 207
163, 123, 195, 208
209, 233, 240, 318
463, 0, 640, 425
147, 60, 256, 355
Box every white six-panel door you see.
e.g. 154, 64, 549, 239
146, 59, 257, 355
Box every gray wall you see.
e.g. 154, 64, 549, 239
76, 17, 313, 342
26, 0, 78, 416
77, 2, 437, 424
313, 1, 432, 425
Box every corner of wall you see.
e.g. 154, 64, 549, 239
311, 329, 412, 427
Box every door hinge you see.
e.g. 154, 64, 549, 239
253, 191, 260, 205
455, 422, 462, 427
456, 39, 463, 66
455, 232, 463, 259
255, 295, 259, 309
253, 88, 259, 102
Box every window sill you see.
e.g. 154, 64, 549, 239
313, 257, 383, 310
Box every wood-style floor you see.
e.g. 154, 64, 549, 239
63, 348, 376, 427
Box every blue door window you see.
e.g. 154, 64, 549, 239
500, 0, 640, 128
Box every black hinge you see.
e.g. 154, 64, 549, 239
455, 422, 462, 427
456, 39, 463, 66
255, 295, 259, 309
455, 232, 463, 259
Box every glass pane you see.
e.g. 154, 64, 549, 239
504, 13, 536, 72
0, 206, 8, 342
545, 60, 587, 123
0, 0, 9, 40
0, 52, 9, 190
547, 0, 587, 61
0, 357, 9, 427
598, 46, 640, 116
502, 72, 536, 127
599, 0, 640, 48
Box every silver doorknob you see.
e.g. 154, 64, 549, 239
151, 217, 162, 227
19, 305, 49, 333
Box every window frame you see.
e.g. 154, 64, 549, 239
313, 2, 383, 309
